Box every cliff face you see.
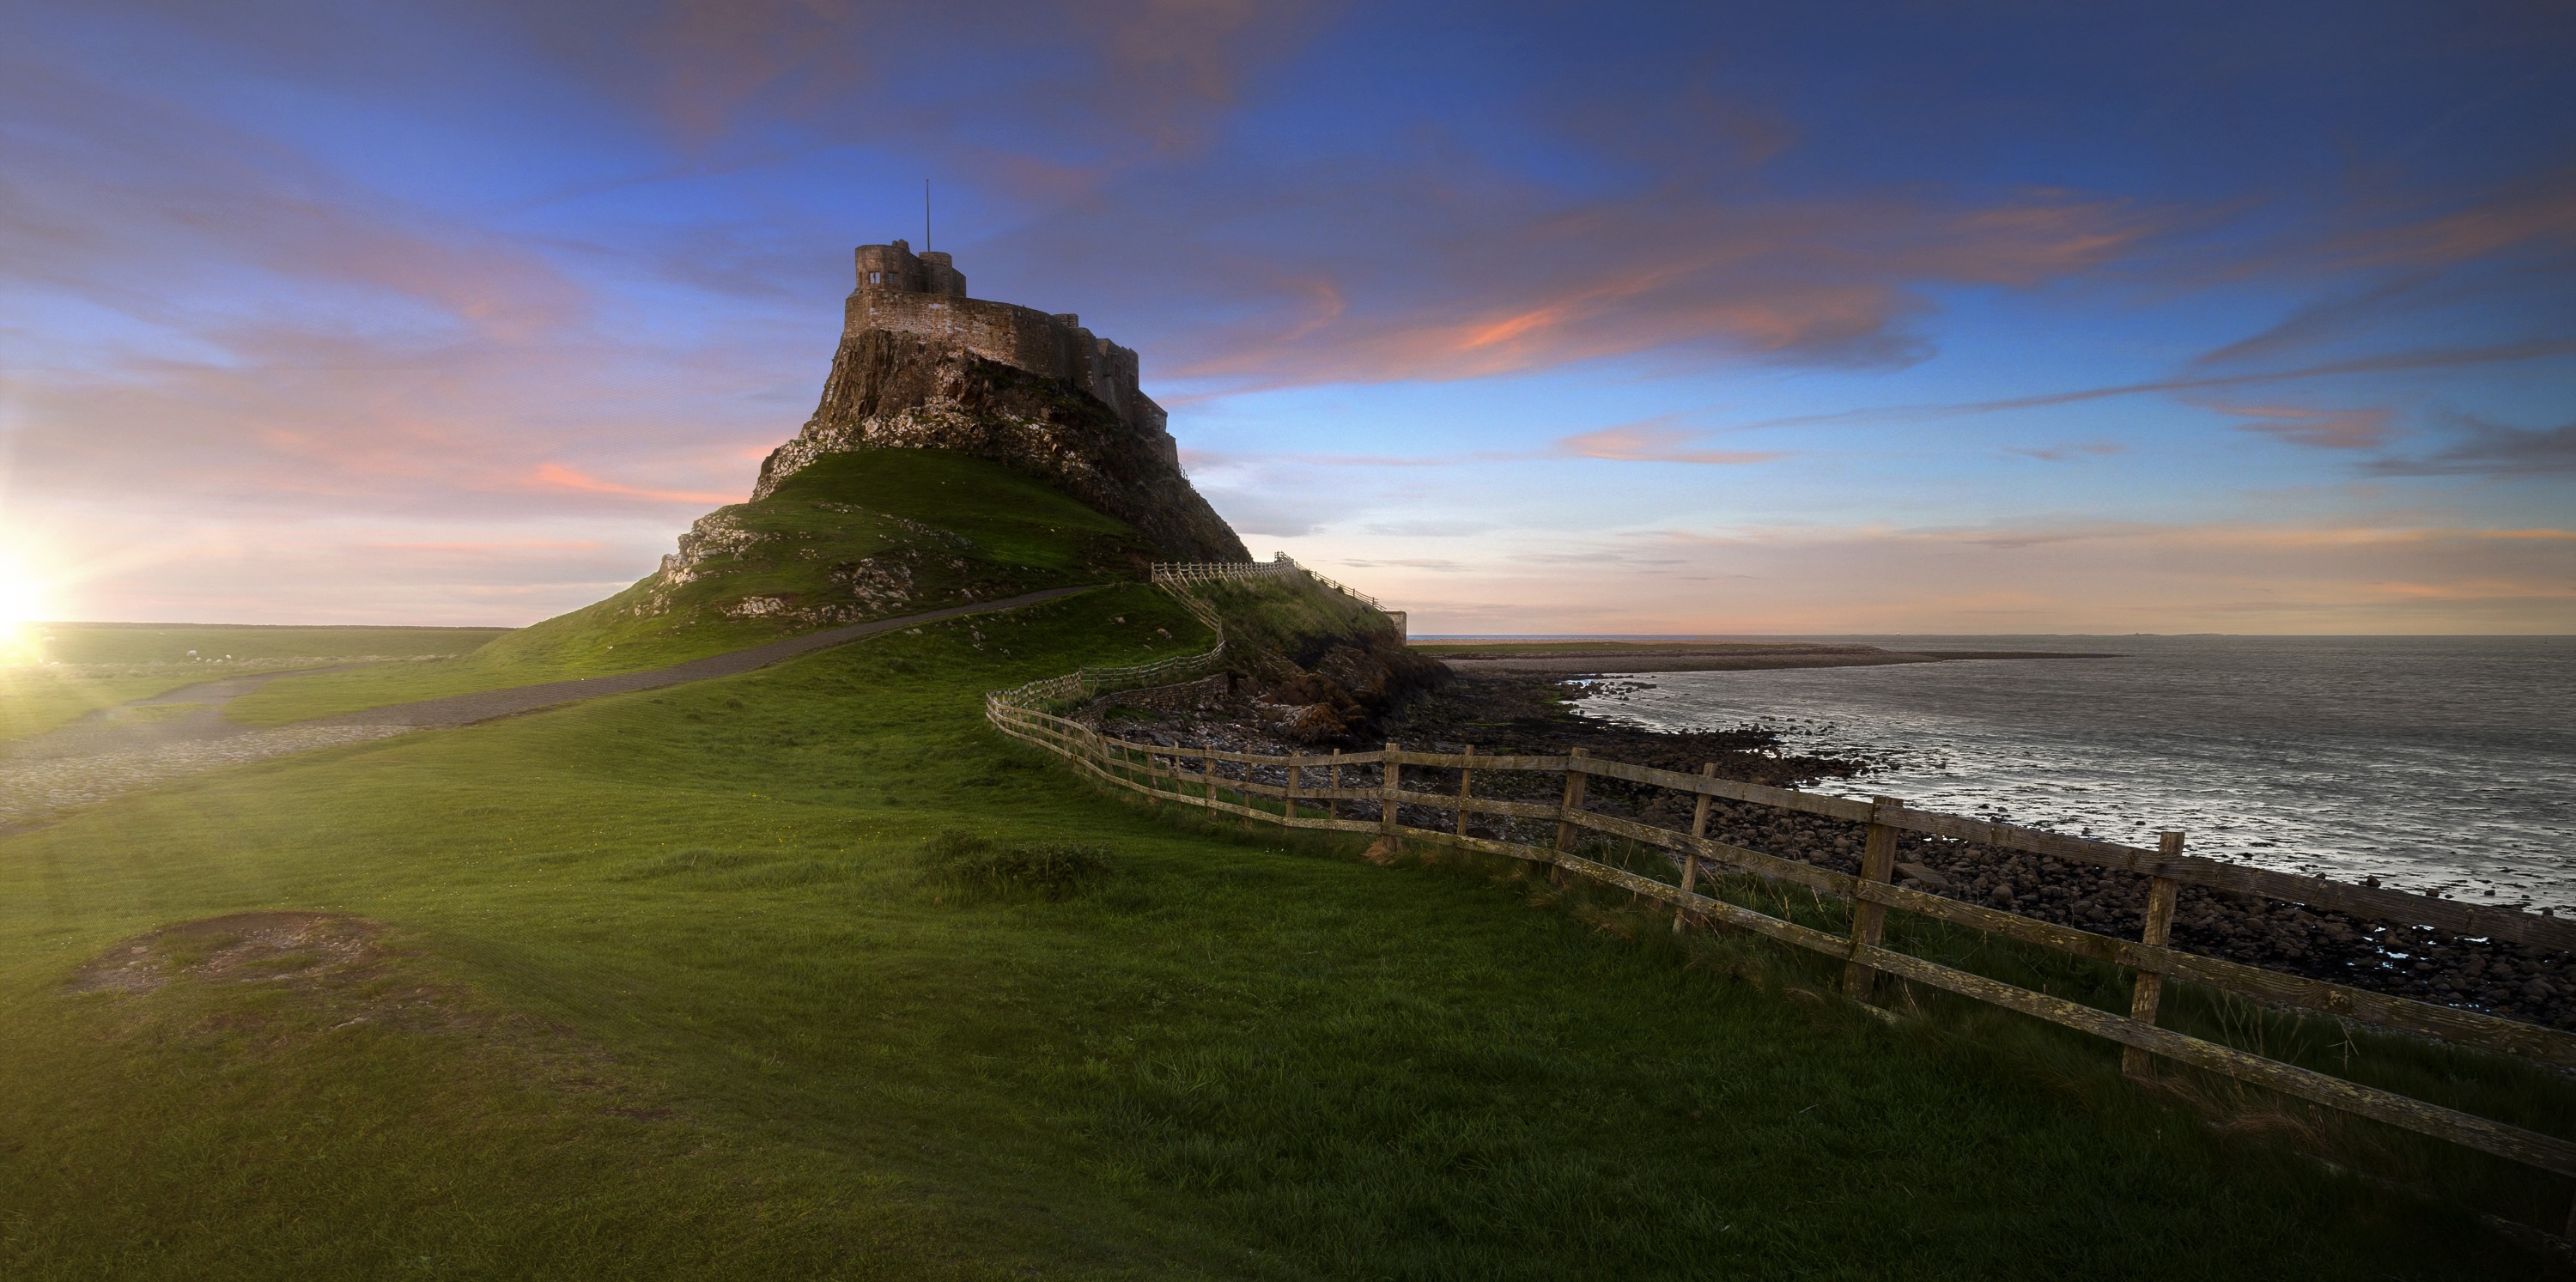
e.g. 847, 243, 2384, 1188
754, 329, 1248, 563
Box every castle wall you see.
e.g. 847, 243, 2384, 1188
844, 284, 1172, 460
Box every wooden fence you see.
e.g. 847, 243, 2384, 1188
984, 575, 2576, 1234
1151, 555, 1406, 638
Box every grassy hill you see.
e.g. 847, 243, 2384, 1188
0, 501, 2565, 1275
228, 451, 1159, 726
1182, 573, 1392, 662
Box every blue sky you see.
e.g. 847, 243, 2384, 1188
3, 1, 2570, 631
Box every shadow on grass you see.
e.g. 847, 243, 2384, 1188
1067, 757, 2576, 1252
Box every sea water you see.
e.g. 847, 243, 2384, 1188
1574, 635, 2576, 914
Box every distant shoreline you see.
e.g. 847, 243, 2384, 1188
1413, 641, 2117, 676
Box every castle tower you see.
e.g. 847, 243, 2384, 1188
836, 241, 1175, 466
854, 239, 967, 298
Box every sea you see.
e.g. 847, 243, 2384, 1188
1562, 635, 2576, 914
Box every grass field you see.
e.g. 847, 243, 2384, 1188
0, 624, 507, 741
225, 453, 1157, 728
1, 575, 2563, 1277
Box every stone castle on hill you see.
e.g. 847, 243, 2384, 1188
752, 239, 1240, 562
845, 240, 1174, 463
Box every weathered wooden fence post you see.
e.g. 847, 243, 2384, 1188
1552, 748, 1589, 885
2123, 829, 2187, 1078
1455, 744, 1476, 839
1283, 753, 1299, 822
1203, 744, 1217, 815
1839, 796, 1904, 999
1329, 749, 1343, 822
1675, 762, 1716, 933
1381, 743, 1402, 842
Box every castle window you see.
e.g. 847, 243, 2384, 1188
868, 270, 883, 284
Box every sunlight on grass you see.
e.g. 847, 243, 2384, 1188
0, 583, 2557, 1278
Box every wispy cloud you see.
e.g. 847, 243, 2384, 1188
1552, 419, 1783, 465
2006, 440, 2126, 461
2331, 171, 2576, 270
532, 464, 740, 505
1127, 185, 2168, 389
2366, 416, 2576, 477
2220, 404, 2395, 450
1189, 419, 1785, 471
1339, 557, 1466, 571
1701, 337, 2576, 435
1363, 519, 1498, 537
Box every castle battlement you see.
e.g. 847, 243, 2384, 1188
845, 240, 1170, 456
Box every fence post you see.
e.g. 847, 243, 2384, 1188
1455, 744, 1476, 839
1552, 748, 1589, 885
1203, 744, 1217, 814
1283, 753, 1299, 822
1840, 796, 1904, 1000
1329, 749, 1343, 822
2123, 830, 2187, 1079
1382, 744, 1401, 840
1675, 762, 1716, 933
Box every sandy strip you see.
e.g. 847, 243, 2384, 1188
1437, 648, 2113, 676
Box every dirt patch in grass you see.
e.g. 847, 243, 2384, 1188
69, 911, 400, 999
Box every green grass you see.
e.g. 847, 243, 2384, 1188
0, 579, 2561, 1278
1183, 573, 1393, 665
0, 625, 507, 741
23, 622, 509, 666
227, 451, 1160, 726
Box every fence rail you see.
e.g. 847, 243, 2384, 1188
988, 645, 2576, 1229
1148, 556, 1299, 587
1152, 554, 1404, 635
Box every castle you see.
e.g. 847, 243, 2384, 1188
747, 239, 1245, 562
842, 240, 1176, 467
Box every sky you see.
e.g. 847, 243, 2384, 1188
3, 1, 2572, 635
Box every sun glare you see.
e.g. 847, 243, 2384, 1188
0, 554, 53, 665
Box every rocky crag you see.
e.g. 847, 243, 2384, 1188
751, 239, 1246, 564
1067, 572, 1449, 749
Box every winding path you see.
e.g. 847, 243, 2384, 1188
0, 585, 1096, 830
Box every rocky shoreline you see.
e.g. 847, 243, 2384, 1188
1086, 671, 2575, 1036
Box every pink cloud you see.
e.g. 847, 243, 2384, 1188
1552, 421, 1783, 465
2335, 172, 2576, 269
532, 464, 740, 505
1014, 173, 2171, 390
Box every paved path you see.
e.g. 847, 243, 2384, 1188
0, 585, 1096, 829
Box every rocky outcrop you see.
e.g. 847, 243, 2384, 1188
1078, 628, 1448, 750
753, 330, 1248, 562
